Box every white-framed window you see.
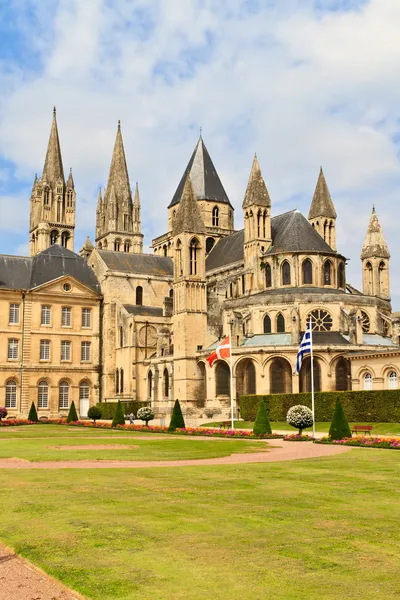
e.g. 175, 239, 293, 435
81, 308, 91, 328
40, 340, 50, 361
8, 338, 19, 360
38, 381, 49, 409
41, 305, 51, 326
9, 303, 20, 324
61, 340, 71, 361
81, 342, 91, 362
79, 381, 90, 402
388, 371, 398, 390
363, 372, 373, 391
5, 380, 17, 408
59, 381, 69, 409
61, 307, 71, 327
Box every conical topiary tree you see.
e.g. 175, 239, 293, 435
28, 401, 39, 422
329, 398, 352, 440
112, 399, 125, 427
67, 400, 79, 423
253, 399, 271, 435
168, 400, 185, 431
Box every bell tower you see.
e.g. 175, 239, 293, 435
361, 206, 390, 299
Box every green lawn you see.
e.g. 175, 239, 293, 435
1, 427, 400, 599
0, 425, 262, 461
204, 421, 400, 435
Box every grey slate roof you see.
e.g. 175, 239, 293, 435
124, 305, 164, 317
169, 137, 231, 208
312, 332, 350, 345
0, 245, 101, 293
98, 250, 173, 277
206, 229, 244, 271
242, 334, 292, 346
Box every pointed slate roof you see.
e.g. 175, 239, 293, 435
67, 168, 74, 189
361, 206, 390, 260
169, 136, 231, 208
104, 121, 132, 206
42, 107, 65, 184
308, 168, 337, 220
242, 154, 271, 209
172, 175, 206, 236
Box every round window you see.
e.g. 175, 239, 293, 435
63, 283, 71, 292
308, 309, 333, 332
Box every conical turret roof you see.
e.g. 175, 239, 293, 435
133, 182, 140, 206
361, 206, 390, 260
104, 121, 132, 207
308, 167, 337, 220
42, 107, 65, 184
67, 168, 74, 189
169, 136, 231, 208
242, 154, 271, 209
172, 175, 206, 236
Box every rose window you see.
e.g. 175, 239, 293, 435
360, 311, 370, 333
308, 309, 333, 332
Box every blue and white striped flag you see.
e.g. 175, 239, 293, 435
295, 324, 312, 373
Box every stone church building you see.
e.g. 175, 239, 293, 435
1, 109, 400, 419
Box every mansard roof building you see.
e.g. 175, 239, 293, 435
1, 109, 399, 419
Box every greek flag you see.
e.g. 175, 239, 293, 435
295, 325, 312, 373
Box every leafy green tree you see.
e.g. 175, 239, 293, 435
168, 400, 185, 431
137, 406, 155, 426
88, 406, 102, 424
67, 401, 79, 423
253, 399, 271, 435
28, 402, 39, 422
329, 399, 352, 440
112, 400, 125, 427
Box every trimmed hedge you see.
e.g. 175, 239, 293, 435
240, 389, 400, 423
96, 401, 149, 420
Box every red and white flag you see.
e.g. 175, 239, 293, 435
206, 336, 231, 367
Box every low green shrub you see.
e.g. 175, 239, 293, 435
169, 400, 185, 431
95, 401, 149, 420
87, 406, 102, 424
28, 402, 38, 422
112, 400, 126, 427
329, 399, 352, 440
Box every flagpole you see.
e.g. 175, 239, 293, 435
309, 316, 315, 438
229, 319, 235, 430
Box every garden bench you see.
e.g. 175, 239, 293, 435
219, 421, 232, 429
351, 425, 373, 435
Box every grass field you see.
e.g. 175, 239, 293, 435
1, 426, 400, 600
204, 421, 400, 435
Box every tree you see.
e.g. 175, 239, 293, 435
67, 401, 79, 423
253, 399, 271, 435
28, 402, 38, 422
329, 398, 352, 440
168, 400, 185, 431
88, 405, 102, 424
112, 400, 125, 427
137, 406, 155, 427
0, 407, 7, 421
286, 405, 313, 435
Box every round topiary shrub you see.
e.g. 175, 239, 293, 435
286, 405, 313, 435
0, 407, 7, 421
87, 406, 102, 424
137, 406, 155, 426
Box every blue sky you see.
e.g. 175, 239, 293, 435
0, 0, 400, 308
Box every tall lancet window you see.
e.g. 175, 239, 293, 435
212, 206, 219, 227
176, 240, 182, 276
190, 238, 199, 275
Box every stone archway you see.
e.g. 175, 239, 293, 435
236, 359, 256, 398
299, 357, 321, 393
335, 357, 351, 391
269, 358, 292, 394
215, 361, 230, 396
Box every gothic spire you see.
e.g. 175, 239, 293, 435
96, 187, 103, 212
242, 154, 271, 209
42, 106, 65, 184
105, 120, 132, 206
67, 167, 74, 189
133, 182, 140, 206
308, 167, 337, 220
172, 175, 206, 236
361, 206, 390, 260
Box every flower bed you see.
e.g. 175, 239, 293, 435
316, 435, 400, 449
0, 419, 35, 427
283, 433, 314, 442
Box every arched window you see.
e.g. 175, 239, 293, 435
360, 311, 370, 333
324, 261, 332, 286
257, 210, 261, 237
58, 381, 69, 409
61, 231, 70, 248
197, 362, 207, 403
277, 313, 285, 333
365, 262, 373, 294
265, 263, 272, 288
123, 214, 128, 230
163, 369, 169, 398
302, 259, 313, 285
379, 261, 386, 295
5, 380, 17, 408
120, 369, 124, 393
103, 239, 108, 249
363, 372, 373, 391
323, 220, 328, 242
50, 230, 59, 245
38, 381, 49, 409
329, 221, 334, 247
44, 187, 49, 205
190, 238, 199, 275
269, 358, 292, 394
136, 286, 143, 306
115, 369, 119, 393
176, 239, 182, 276
98, 242, 102, 250
299, 357, 321, 393
147, 371, 153, 399
57, 200, 61, 222
67, 190, 73, 208
216, 361, 230, 396
114, 239, 121, 251
263, 314, 271, 334
212, 206, 219, 227
163, 244, 167, 256
124, 241, 131, 253
335, 357, 350, 391
281, 261, 291, 286
119, 326, 124, 347
206, 237, 215, 254
263, 210, 267, 238
236, 359, 256, 396
169, 288, 174, 298
388, 371, 398, 390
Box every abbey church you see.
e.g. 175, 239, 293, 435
1, 109, 400, 419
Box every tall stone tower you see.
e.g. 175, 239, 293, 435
172, 175, 207, 405
361, 206, 390, 299
95, 121, 143, 253
308, 167, 337, 250
29, 108, 76, 256
242, 155, 272, 291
